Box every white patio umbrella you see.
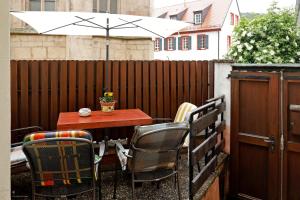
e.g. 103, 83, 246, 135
11, 11, 189, 92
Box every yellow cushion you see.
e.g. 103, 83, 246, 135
174, 102, 197, 123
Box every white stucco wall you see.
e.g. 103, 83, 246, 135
219, 0, 240, 59
214, 62, 232, 153
0, 0, 11, 199
154, 31, 219, 60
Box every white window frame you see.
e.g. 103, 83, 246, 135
182, 36, 189, 50
154, 39, 160, 51
198, 34, 207, 50
167, 38, 174, 50
170, 15, 177, 20
194, 12, 202, 24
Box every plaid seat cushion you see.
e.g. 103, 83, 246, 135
23, 131, 94, 187
24, 130, 92, 142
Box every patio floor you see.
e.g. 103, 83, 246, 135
12, 154, 190, 200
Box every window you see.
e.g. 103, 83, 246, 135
178, 36, 191, 50
154, 38, 162, 51
197, 34, 209, 50
29, 0, 55, 11
235, 15, 239, 25
170, 15, 177, 20
194, 12, 202, 25
168, 38, 174, 50
230, 13, 234, 25
164, 37, 176, 51
227, 35, 232, 49
93, 0, 118, 13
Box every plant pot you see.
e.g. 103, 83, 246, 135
100, 101, 115, 112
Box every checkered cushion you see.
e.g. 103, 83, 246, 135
23, 131, 94, 187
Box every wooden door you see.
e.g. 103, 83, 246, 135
230, 72, 280, 200
283, 72, 300, 200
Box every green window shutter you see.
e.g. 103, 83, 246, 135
197, 35, 201, 49
178, 37, 182, 50
205, 35, 209, 49
164, 38, 168, 50
159, 38, 162, 51
173, 38, 177, 50
188, 36, 192, 50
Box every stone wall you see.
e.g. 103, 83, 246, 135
10, 0, 154, 60
11, 34, 154, 60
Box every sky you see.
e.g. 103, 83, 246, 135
153, 0, 296, 13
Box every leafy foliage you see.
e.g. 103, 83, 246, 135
228, 3, 300, 63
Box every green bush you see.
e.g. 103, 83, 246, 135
228, 3, 300, 63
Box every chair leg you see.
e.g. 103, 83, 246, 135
99, 165, 102, 200
113, 164, 118, 199
131, 173, 136, 200
176, 173, 181, 200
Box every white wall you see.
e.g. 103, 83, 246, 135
219, 0, 240, 59
0, 0, 11, 199
214, 62, 232, 153
154, 31, 219, 60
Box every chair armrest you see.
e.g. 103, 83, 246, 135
115, 141, 132, 158
11, 142, 23, 148
94, 142, 105, 165
152, 118, 173, 123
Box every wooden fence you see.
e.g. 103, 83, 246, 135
11, 60, 214, 131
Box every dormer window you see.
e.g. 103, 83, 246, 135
194, 11, 202, 24
170, 15, 177, 20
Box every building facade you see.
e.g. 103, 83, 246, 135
153, 0, 240, 60
10, 0, 154, 60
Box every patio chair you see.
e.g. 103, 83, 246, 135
11, 126, 43, 174
154, 102, 197, 147
115, 122, 189, 200
22, 130, 105, 200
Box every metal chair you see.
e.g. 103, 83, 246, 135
22, 130, 105, 200
115, 122, 189, 200
11, 126, 43, 174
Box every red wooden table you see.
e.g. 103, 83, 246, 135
57, 109, 152, 130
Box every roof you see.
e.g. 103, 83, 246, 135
153, 0, 234, 32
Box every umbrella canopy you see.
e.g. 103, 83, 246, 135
10, 11, 189, 38
11, 11, 189, 93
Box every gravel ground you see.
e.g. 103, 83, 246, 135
12, 155, 190, 200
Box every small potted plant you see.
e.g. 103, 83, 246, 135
99, 92, 116, 112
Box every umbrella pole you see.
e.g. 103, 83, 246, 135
104, 17, 109, 95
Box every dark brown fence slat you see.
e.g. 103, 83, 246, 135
120, 61, 127, 109
196, 61, 203, 106
208, 61, 215, 99
170, 61, 177, 118
183, 61, 190, 103
127, 61, 135, 109
163, 61, 170, 118
191, 109, 219, 135
142, 61, 150, 114
40, 61, 49, 129
78, 61, 86, 108
50, 61, 59, 129
150, 61, 157, 117
135, 61, 142, 110
112, 61, 120, 109
20, 61, 29, 128
87, 61, 95, 109
177, 61, 184, 107
30, 61, 39, 126
95, 61, 104, 109
68, 61, 77, 111
59, 61, 68, 112
190, 61, 196, 105
202, 61, 209, 104
11, 60, 18, 129
157, 61, 164, 118
11, 60, 213, 131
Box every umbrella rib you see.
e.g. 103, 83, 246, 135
75, 16, 107, 29
109, 19, 142, 29
118, 18, 165, 38
41, 17, 95, 34
74, 24, 106, 29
